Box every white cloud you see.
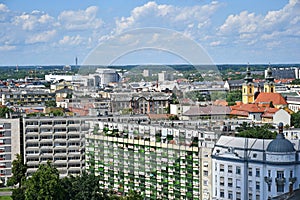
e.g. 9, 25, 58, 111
218, 0, 300, 45
58, 6, 103, 30
115, 1, 221, 35
13, 11, 55, 30
0, 4, 8, 12
58, 35, 83, 46
210, 41, 221, 46
0, 44, 16, 51
25, 30, 56, 44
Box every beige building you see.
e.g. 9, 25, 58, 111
0, 118, 21, 185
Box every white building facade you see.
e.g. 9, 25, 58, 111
212, 126, 300, 200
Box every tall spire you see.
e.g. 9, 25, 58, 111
244, 63, 253, 84
265, 64, 274, 83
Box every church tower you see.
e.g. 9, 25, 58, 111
242, 67, 254, 104
264, 66, 275, 93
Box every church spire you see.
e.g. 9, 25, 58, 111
264, 64, 275, 93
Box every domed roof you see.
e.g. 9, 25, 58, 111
266, 133, 295, 152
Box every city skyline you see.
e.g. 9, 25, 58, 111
0, 0, 299, 65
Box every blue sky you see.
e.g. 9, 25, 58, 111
0, 0, 299, 65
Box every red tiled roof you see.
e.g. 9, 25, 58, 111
254, 93, 287, 105
230, 103, 265, 113
230, 109, 248, 116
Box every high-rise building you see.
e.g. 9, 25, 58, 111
23, 116, 95, 177
0, 118, 21, 185
85, 120, 217, 200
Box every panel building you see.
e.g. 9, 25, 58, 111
85, 120, 219, 200
23, 116, 95, 177
0, 118, 21, 185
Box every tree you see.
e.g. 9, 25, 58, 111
7, 154, 27, 188
0, 106, 12, 118
24, 161, 64, 200
226, 90, 242, 106
61, 172, 103, 200
237, 123, 276, 139
291, 111, 300, 128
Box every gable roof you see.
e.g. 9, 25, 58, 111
254, 92, 287, 105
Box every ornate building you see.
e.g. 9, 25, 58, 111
212, 123, 299, 200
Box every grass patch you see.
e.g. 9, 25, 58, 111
0, 196, 12, 200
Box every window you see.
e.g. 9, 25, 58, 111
220, 164, 224, 172
249, 193, 253, 200
290, 170, 293, 178
236, 166, 241, 175
249, 168, 252, 176
220, 189, 224, 198
256, 168, 260, 177
268, 184, 271, 192
277, 185, 284, 193
256, 181, 260, 190
228, 178, 233, 187
203, 180, 208, 186
204, 170, 208, 176
256, 195, 260, 200
228, 165, 232, 173
236, 179, 241, 189
228, 191, 233, 199
220, 177, 224, 186
268, 170, 271, 177
249, 180, 252, 191
236, 192, 241, 200
277, 171, 284, 178
204, 161, 208, 167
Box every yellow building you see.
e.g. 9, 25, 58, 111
242, 67, 254, 104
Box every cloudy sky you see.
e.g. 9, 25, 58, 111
0, 0, 299, 65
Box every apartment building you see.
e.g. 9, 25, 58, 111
1, 91, 55, 106
23, 116, 95, 177
85, 120, 218, 200
212, 124, 300, 200
0, 118, 21, 185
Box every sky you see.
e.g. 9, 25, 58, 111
0, 0, 299, 65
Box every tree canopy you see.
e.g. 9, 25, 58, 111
291, 111, 300, 128
236, 122, 276, 139
24, 161, 64, 200
9, 160, 143, 200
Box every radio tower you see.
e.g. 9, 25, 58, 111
75, 57, 78, 66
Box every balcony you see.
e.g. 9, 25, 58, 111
275, 177, 286, 185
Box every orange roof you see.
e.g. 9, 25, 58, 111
254, 93, 287, 105
230, 103, 265, 113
